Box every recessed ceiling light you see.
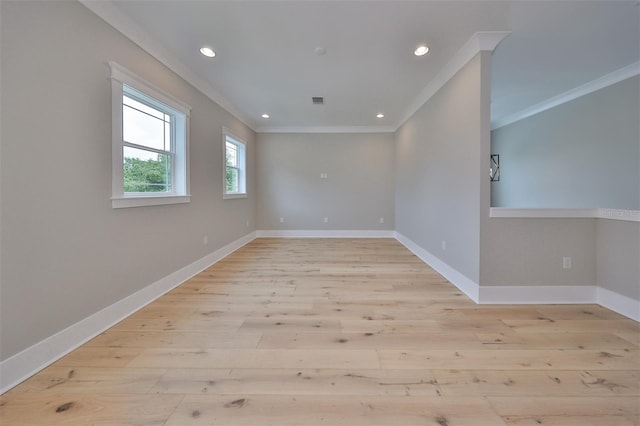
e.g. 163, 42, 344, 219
376, 113, 385, 119
414, 45, 429, 56
200, 46, 216, 58
261, 113, 270, 119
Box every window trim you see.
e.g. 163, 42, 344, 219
222, 127, 247, 200
109, 61, 191, 208
122, 87, 175, 195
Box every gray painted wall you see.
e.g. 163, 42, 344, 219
256, 133, 395, 230
481, 74, 632, 291
395, 54, 485, 283
480, 215, 639, 300
479, 218, 598, 286
491, 76, 640, 209
392, 47, 628, 297
0, 1, 255, 360
482, 78, 638, 294
597, 219, 640, 300
1, 1, 637, 369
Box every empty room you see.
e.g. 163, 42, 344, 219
1, 1, 639, 425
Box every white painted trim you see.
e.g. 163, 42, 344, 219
256, 230, 395, 238
222, 127, 248, 198
394, 232, 638, 322
490, 208, 640, 222
80, 1, 255, 129
479, 285, 597, 305
597, 287, 640, 322
223, 194, 248, 200
0, 232, 257, 395
394, 232, 480, 302
492, 61, 640, 130
255, 126, 396, 134
3, 229, 636, 394
479, 285, 639, 322
473, 31, 513, 52
397, 31, 511, 130
84, 0, 512, 134
112, 195, 191, 209
109, 61, 192, 115
490, 208, 599, 219
109, 61, 191, 207
597, 208, 640, 222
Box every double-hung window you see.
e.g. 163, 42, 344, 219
110, 62, 191, 208
223, 128, 247, 199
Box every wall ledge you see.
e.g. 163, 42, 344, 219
490, 208, 640, 222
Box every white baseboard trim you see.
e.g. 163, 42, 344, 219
479, 285, 639, 321
0, 232, 256, 395
394, 232, 639, 322
3, 231, 637, 394
597, 287, 640, 322
479, 285, 598, 304
394, 232, 480, 302
256, 229, 395, 238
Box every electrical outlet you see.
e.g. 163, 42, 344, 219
203, 235, 209, 245
563, 257, 572, 269
379, 217, 384, 224
441, 240, 446, 251
279, 217, 284, 223
246, 220, 250, 228
324, 217, 329, 223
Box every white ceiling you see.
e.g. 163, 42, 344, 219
98, 1, 639, 132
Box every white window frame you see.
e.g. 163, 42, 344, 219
109, 61, 191, 208
223, 128, 247, 199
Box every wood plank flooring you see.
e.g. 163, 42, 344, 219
1, 238, 638, 425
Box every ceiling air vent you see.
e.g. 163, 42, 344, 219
312, 96, 324, 105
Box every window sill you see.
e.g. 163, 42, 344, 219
490, 207, 640, 223
112, 194, 191, 209
223, 193, 247, 200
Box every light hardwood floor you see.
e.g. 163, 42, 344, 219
1, 238, 638, 425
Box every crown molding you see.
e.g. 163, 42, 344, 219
72, 4, 640, 136
81, 1, 513, 135
83, 0, 515, 135
255, 126, 396, 134
79, 0, 257, 130
396, 31, 511, 131
492, 61, 640, 130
